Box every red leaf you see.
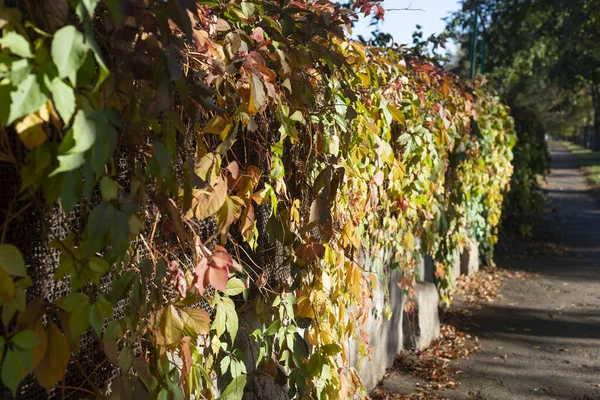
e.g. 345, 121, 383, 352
208, 266, 228, 291
212, 247, 232, 270
193, 258, 209, 295
168, 260, 187, 298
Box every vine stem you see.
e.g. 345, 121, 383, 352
61, 386, 97, 398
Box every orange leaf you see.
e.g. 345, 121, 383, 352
180, 337, 193, 383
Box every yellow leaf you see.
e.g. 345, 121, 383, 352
248, 73, 266, 114
201, 116, 230, 136
296, 295, 314, 318
180, 307, 210, 336
402, 232, 415, 251
387, 104, 405, 125
357, 73, 370, 86
368, 273, 378, 291
156, 305, 185, 347
15, 113, 47, 149
194, 177, 228, 221
34, 321, 70, 391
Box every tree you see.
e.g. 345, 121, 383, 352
447, 0, 600, 147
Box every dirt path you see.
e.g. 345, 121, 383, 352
379, 140, 600, 400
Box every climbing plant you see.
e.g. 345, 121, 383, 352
0, 1, 514, 399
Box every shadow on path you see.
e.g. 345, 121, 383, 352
441, 140, 600, 400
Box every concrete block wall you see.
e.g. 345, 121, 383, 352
235, 237, 481, 398
460, 237, 479, 276
350, 247, 404, 391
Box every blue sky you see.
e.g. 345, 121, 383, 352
351, 0, 463, 52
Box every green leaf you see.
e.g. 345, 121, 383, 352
51, 25, 88, 81
306, 352, 322, 377
70, 303, 91, 338
321, 343, 342, 356
7, 74, 48, 125
70, 110, 97, 153
220, 374, 247, 400
109, 270, 135, 302
133, 357, 157, 392
89, 256, 110, 274
50, 152, 85, 177
11, 330, 40, 350
80, 0, 101, 18
90, 111, 117, 174
1, 349, 27, 396
118, 347, 133, 371
0, 245, 26, 277
48, 77, 76, 124
59, 292, 90, 312
7, 59, 32, 86
225, 278, 246, 296
0, 32, 33, 58
264, 320, 280, 336
223, 297, 238, 341
60, 169, 81, 213
220, 355, 231, 374
86, 202, 113, 242
214, 300, 227, 338
103, 0, 124, 26
100, 177, 118, 201
89, 295, 113, 335
83, 22, 109, 91
0, 82, 11, 126
1, 299, 18, 326
240, 2, 256, 18
109, 209, 130, 256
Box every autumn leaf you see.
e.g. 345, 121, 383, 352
155, 305, 185, 347
34, 321, 70, 391
295, 241, 325, 263
180, 336, 193, 382
248, 73, 266, 114
194, 177, 228, 220
239, 203, 255, 240
167, 260, 187, 298
212, 246, 232, 269
15, 113, 47, 149
180, 308, 210, 336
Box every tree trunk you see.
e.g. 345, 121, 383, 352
591, 85, 600, 150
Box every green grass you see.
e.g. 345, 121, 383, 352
562, 141, 600, 190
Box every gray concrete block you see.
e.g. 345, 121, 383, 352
403, 282, 441, 351
236, 310, 289, 399
354, 267, 405, 391
419, 255, 435, 283
452, 250, 461, 282
242, 374, 289, 400
460, 237, 479, 276
347, 246, 406, 391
